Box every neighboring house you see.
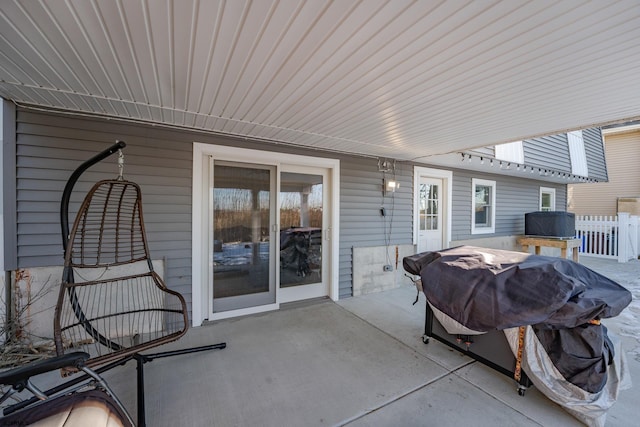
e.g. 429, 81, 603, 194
1, 100, 608, 331
568, 122, 640, 216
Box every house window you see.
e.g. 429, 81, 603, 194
539, 187, 556, 212
472, 178, 496, 234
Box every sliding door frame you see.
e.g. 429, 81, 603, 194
192, 142, 340, 326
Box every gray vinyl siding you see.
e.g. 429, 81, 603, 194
449, 167, 567, 242
11, 107, 589, 308
16, 118, 197, 307
522, 133, 571, 173
520, 129, 607, 181
339, 157, 413, 298
582, 128, 608, 181
14, 108, 412, 309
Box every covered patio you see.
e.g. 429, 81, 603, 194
2, 2, 639, 425
93, 257, 638, 427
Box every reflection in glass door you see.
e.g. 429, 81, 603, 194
279, 167, 328, 303
211, 162, 276, 313
279, 172, 323, 288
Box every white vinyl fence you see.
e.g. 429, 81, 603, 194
575, 213, 640, 262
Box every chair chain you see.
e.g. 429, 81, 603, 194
117, 149, 124, 180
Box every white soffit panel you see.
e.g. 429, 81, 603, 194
0, 0, 639, 160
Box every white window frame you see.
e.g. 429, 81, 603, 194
471, 178, 496, 234
539, 187, 556, 212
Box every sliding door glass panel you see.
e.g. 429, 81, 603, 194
212, 162, 275, 312
279, 172, 323, 288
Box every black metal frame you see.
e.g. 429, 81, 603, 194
422, 300, 531, 395
1, 352, 135, 426
58, 141, 226, 426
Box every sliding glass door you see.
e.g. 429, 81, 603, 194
279, 166, 328, 303
211, 161, 276, 313
193, 143, 338, 323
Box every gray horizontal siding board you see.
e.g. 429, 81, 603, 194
18, 244, 61, 257
18, 190, 65, 202
16, 111, 197, 150
17, 179, 68, 191
166, 266, 192, 279
19, 234, 59, 246
166, 257, 192, 269
16, 151, 192, 175
15, 133, 152, 154
17, 133, 193, 161
14, 201, 199, 216
17, 168, 78, 180
17, 212, 59, 224
17, 157, 192, 179
18, 223, 59, 235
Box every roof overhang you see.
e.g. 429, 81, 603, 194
1, 1, 639, 160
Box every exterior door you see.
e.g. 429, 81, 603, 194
211, 161, 276, 313
193, 143, 340, 324
278, 166, 329, 303
417, 177, 443, 252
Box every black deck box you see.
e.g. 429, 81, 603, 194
524, 211, 575, 238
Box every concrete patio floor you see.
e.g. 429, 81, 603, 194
100, 256, 638, 427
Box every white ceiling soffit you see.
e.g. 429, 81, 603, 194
1, 0, 639, 161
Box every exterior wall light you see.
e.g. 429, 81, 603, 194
384, 178, 400, 195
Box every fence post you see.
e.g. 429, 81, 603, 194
618, 212, 630, 263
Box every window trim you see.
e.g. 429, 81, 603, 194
471, 178, 496, 234
539, 187, 556, 211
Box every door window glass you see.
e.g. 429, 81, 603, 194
280, 172, 323, 288
419, 183, 439, 230
212, 164, 273, 307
